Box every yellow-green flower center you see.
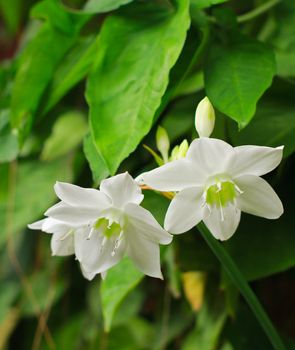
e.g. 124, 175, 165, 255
95, 218, 122, 238
205, 181, 236, 208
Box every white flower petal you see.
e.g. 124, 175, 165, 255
74, 228, 126, 275
80, 264, 97, 281
125, 228, 163, 279
124, 203, 172, 244
164, 187, 204, 234
186, 137, 234, 178
51, 230, 75, 256
141, 159, 201, 191
28, 219, 46, 230
45, 202, 100, 225
229, 145, 283, 178
41, 217, 69, 233
235, 175, 284, 219
54, 181, 111, 208
203, 204, 241, 241
100, 172, 144, 207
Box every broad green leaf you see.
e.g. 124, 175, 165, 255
83, 0, 134, 13
60, 0, 135, 14
229, 99, 295, 157
0, 158, 73, 247
41, 111, 88, 161
10, 0, 87, 137
101, 257, 144, 331
31, 0, 79, 34
87, 0, 190, 174
204, 35, 276, 127
42, 35, 98, 114
83, 134, 109, 184
0, 110, 18, 163
154, 23, 209, 121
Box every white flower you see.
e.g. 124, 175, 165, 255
28, 217, 99, 280
140, 138, 284, 241
195, 97, 215, 138
29, 173, 172, 279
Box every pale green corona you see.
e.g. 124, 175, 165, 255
205, 181, 236, 207
95, 218, 122, 238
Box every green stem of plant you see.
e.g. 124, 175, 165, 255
237, 0, 281, 23
197, 222, 286, 350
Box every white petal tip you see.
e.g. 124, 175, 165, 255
27, 220, 44, 230
164, 223, 187, 235
150, 272, 163, 280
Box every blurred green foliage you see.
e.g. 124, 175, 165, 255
1, 0, 295, 349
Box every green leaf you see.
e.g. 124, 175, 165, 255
41, 111, 88, 161
87, 0, 190, 174
204, 35, 276, 127
83, 0, 134, 14
83, 134, 110, 184
60, 0, 135, 14
0, 158, 73, 247
10, 0, 87, 138
31, 0, 79, 34
229, 99, 295, 157
101, 257, 144, 332
42, 35, 98, 115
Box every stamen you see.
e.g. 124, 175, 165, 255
87, 227, 95, 240
217, 182, 222, 192
235, 184, 244, 194
59, 229, 74, 241
100, 236, 108, 253
111, 231, 123, 256
217, 192, 224, 221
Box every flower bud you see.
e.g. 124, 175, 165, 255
170, 139, 188, 161
195, 97, 215, 138
178, 139, 189, 158
156, 126, 170, 163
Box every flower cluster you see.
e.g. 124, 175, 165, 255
29, 97, 284, 280
29, 173, 172, 280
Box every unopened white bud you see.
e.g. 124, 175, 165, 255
178, 139, 188, 158
195, 97, 215, 138
170, 139, 188, 161
156, 126, 170, 163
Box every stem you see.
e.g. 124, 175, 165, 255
197, 222, 286, 350
237, 0, 281, 23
